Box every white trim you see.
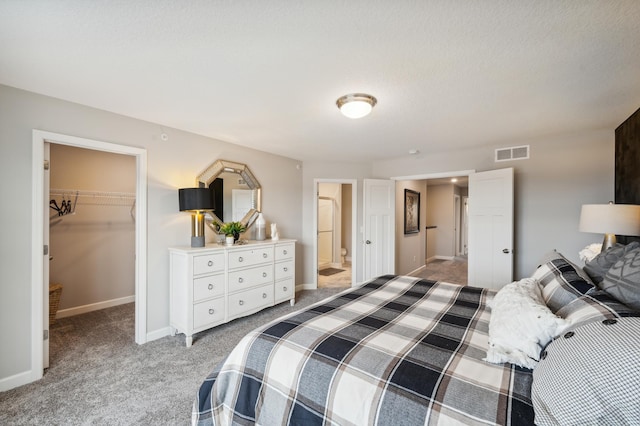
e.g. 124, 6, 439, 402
0, 370, 37, 392
56, 296, 135, 319
30, 130, 148, 390
146, 327, 172, 343
296, 283, 317, 291
390, 170, 475, 181
313, 179, 358, 289
408, 265, 426, 276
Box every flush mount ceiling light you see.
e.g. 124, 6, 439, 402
336, 93, 377, 119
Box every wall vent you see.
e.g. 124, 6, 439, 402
495, 145, 530, 162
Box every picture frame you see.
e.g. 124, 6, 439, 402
404, 189, 420, 234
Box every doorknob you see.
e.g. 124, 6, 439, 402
366, 240, 371, 244
502, 248, 510, 254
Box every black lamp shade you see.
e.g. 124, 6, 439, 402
178, 188, 215, 211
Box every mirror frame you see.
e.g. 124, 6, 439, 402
196, 159, 262, 232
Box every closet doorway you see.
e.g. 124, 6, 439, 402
315, 180, 357, 289
31, 130, 147, 383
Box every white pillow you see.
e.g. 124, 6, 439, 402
484, 278, 571, 369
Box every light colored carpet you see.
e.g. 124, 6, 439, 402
0, 289, 342, 425
409, 257, 468, 285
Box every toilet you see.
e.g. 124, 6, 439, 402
341, 247, 347, 264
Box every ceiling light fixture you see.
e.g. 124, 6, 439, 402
408, 149, 419, 155
336, 93, 377, 119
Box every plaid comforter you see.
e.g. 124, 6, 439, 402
193, 275, 534, 425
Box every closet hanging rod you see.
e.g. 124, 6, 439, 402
50, 189, 136, 206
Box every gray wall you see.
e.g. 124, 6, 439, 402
373, 130, 614, 278
0, 84, 303, 383
395, 180, 427, 275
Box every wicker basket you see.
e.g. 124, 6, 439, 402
49, 284, 63, 326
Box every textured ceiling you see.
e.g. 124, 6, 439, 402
1, 1, 640, 162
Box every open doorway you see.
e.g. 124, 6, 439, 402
315, 180, 357, 289
47, 144, 136, 367
31, 130, 147, 386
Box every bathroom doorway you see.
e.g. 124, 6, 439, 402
315, 180, 356, 289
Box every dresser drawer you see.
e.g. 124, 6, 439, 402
193, 253, 225, 275
193, 297, 225, 329
193, 274, 224, 302
275, 260, 294, 281
228, 265, 273, 293
228, 247, 274, 269
274, 278, 294, 302
228, 285, 273, 318
275, 243, 295, 261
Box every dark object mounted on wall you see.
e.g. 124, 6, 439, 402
404, 189, 420, 234
615, 106, 640, 245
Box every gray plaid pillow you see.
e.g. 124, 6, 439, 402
600, 247, 640, 311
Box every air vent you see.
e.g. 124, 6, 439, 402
495, 145, 530, 162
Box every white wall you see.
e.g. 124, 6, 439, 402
50, 145, 136, 312
373, 131, 614, 279
0, 84, 303, 385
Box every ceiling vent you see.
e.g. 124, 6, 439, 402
495, 145, 530, 162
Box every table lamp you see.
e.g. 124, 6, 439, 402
579, 202, 640, 250
179, 188, 215, 247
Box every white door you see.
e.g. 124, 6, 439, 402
363, 179, 395, 281
43, 143, 50, 369
468, 168, 513, 289
231, 189, 253, 221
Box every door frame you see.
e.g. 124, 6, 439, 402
31, 130, 147, 383
313, 179, 358, 289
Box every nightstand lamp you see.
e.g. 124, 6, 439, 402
179, 188, 215, 247
579, 202, 640, 251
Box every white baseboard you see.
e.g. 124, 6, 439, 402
146, 326, 171, 343
0, 369, 41, 392
56, 295, 135, 319
427, 255, 454, 263
296, 283, 317, 291
408, 265, 426, 276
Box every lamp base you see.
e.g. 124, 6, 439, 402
602, 233, 617, 251
191, 235, 205, 248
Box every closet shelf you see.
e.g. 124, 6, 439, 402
50, 189, 136, 206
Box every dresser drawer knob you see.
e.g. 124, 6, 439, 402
263, 253, 268, 258
283, 267, 288, 272
208, 283, 214, 290
238, 256, 244, 262
208, 308, 215, 315
207, 260, 213, 267
239, 300, 244, 306
283, 250, 287, 255
283, 286, 287, 292
238, 277, 244, 283
262, 293, 267, 299
262, 272, 267, 278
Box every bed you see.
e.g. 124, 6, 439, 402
193, 249, 640, 426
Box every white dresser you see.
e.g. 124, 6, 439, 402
169, 239, 296, 347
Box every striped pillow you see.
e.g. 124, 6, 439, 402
556, 291, 639, 329
531, 255, 595, 313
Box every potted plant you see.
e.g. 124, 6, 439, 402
219, 221, 246, 243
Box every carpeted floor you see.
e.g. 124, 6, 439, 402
409, 257, 468, 285
0, 288, 343, 425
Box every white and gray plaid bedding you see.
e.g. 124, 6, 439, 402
193, 275, 535, 425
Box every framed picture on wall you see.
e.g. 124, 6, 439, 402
404, 189, 420, 234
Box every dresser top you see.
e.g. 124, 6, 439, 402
169, 238, 296, 253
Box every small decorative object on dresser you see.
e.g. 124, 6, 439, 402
169, 239, 296, 347
271, 223, 279, 240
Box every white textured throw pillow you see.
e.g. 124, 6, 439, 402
484, 278, 571, 369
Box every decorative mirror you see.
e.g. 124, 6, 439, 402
196, 160, 262, 233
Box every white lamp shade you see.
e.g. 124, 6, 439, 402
579, 204, 640, 236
